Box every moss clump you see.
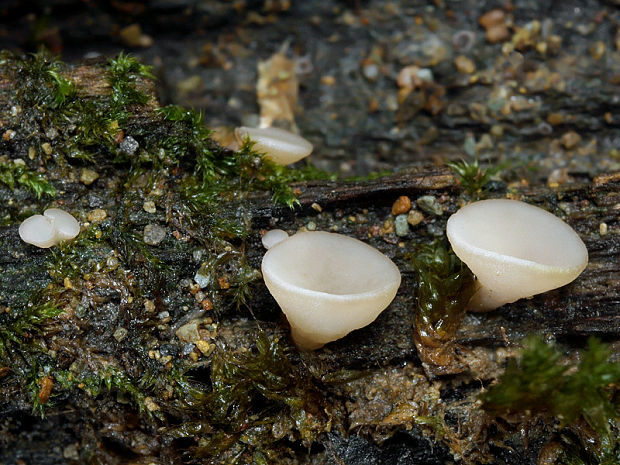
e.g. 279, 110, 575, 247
189, 333, 330, 460
411, 241, 475, 371
12, 49, 75, 110
0, 158, 56, 199
0, 300, 63, 417
482, 337, 620, 464
0, 302, 61, 360
47, 224, 110, 281
160, 105, 330, 208
447, 158, 500, 199
107, 52, 154, 120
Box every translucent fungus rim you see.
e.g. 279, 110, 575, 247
262, 242, 400, 301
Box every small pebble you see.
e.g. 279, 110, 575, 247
144, 299, 156, 313
143, 223, 166, 246
143, 201, 156, 213
113, 327, 128, 342
41, 142, 53, 155
119, 23, 153, 48
106, 256, 119, 270
479, 9, 505, 29
382, 218, 395, 235
362, 63, 380, 81
176, 321, 201, 343
307, 221, 317, 231
194, 265, 210, 288
486, 25, 509, 43
391, 196, 412, 215
87, 208, 107, 222
479, 9, 509, 43
394, 215, 410, 237
416, 195, 443, 216
560, 131, 581, 150
63, 444, 79, 460
311, 202, 322, 212
547, 168, 569, 187
195, 340, 215, 356
590, 41, 606, 60
407, 210, 424, 226
547, 113, 563, 125
119, 136, 139, 155
144, 397, 160, 412
454, 55, 475, 74
80, 168, 99, 186
600, 223, 608, 236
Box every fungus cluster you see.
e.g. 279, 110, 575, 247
447, 199, 588, 311
235, 126, 313, 165
261, 230, 401, 350
19, 208, 80, 248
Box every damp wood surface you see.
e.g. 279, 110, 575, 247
1, 1, 620, 462
0, 57, 618, 464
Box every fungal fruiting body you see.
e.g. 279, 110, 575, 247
261, 229, 289, 250
19, 208, 80, 248
447, 199, 588, 312
261, 231, 401, 350
235, 126, 313, 165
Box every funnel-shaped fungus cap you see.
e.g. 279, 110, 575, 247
261, 231, 401, 350
235, 126, 313, 165
447, 199, 588, 312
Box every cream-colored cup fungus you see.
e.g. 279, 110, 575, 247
446, 199, 588, 312
235, 126, 313, 165
19, 208, 80, 248
261, 231, 401, 350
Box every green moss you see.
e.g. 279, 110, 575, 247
447, 158, 499, 199
55, 365, 164, 420
47, 225, 109, 281
410, 241, 475, 367
0, 302, 62, 360
46, 68, 77, 108
106, 52, 154, 122
193, 333, 329, 458
0, 159, 56, 199
14, 49, 73, 110
160, 105, 325, 208
481, 337, 620, 464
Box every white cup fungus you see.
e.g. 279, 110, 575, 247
19, 208, 80, 248
446, 199, 588, 312
261, 231, 401, 350
235, 126, 313, 165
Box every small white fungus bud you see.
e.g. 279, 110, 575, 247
261, 229, 289, 249
19, 208, 80, 248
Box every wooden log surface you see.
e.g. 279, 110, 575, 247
0, 44, 619, 464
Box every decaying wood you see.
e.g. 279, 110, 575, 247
1, 55, 619, 465
252, 169, 620, 350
